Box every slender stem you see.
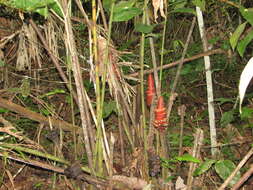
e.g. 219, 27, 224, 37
140, 0, 149, 179
159, 1, 168, 84
140, 22, 146, 147
91, 0, 103, 174
146, 13, 160, 96
166, 17, 196, 120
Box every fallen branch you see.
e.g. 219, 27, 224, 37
231, 164, 253, 190
129, 48, 225, 77
0, 97, 80, 133
0, 152, 107, 188
0, 152, 148, 190
218, 147, 253, 190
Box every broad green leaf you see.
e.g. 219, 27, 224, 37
50, 1, 63, 18
134, 23, 154, 33
34, 7, 49, 17
192, 0, 205, 11
239, 57, 253, 113
103, 101, 117, 119
237, 29, 253, 57
175, 154, 200, 163
103, 0, 113, 12
113, 0, 136, 12
230, 22, 247, 50
193, 159, 216, 176
113, 7, 142, 22
240, 6, 253, 26
9, 0, 47, 10
220, 110, 235, 127
5, 0, 62, 18
170, 8, 196, 15
215, 160, 240, 187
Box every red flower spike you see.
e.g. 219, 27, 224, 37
146, 74, 156, 107
154, 96, 168, 132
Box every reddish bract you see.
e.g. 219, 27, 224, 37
153, 96, 168, 132
146, 74, 156, 107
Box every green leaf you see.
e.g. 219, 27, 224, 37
39, 89, 65, 98
237, 29, 253, 57
40, 108, 51, 116
173, 1, 187, 9
113, 0, 136, 12
215, 97, 234, 105
229, 22, 247, 50
50, 1, 63, 18
103, 101, 117, 119
0, 59, 5, 67
134, 23, 154, 33
113, 7, 142, 22
175, 154, 200, 163
193, 159, 216, 176
0, 108, 9, 113
215, 160, 240, 187
221, 40, 231, 50
192, 0, 205, 11
103, 0, 113, 12
220, 110, 235, 127
240, 107, 253, 120
5, 0, 63, 18
240, 6, 253, 26
34, 7, 49, 17
170, 8, 196, 15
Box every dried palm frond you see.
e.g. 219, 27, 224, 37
16, 23, 42, 71
96, 35, 135, 104
44, 16, 60, 63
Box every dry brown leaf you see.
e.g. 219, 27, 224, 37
16, 25, 29, 71
97, 35, 118, 76
175, 176, 187, 190
152, 0, 166, 22
16, 23, 41, 71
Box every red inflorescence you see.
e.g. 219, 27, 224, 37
153, 96, 168, 132
146, 74, 156, 107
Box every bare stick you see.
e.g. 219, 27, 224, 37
166, 17, 196, 120
146, 11, 160, 96
196, 6, 217, 156
129, 48, 224, 77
